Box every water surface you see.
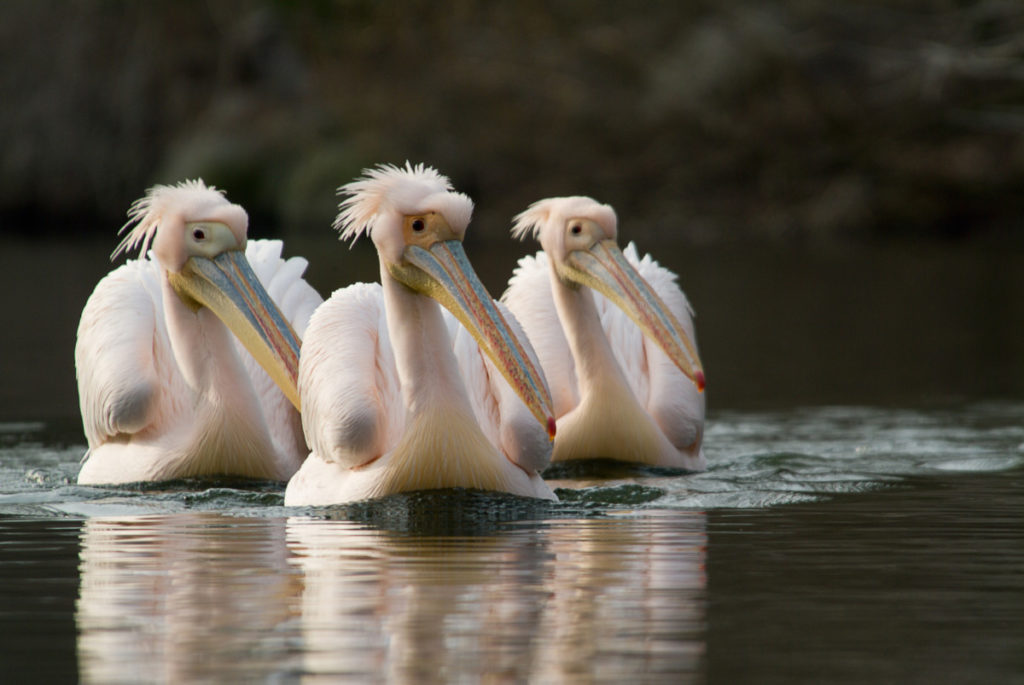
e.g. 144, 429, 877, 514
1, 403, 1021, 683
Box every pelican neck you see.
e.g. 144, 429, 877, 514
380, 261, 476, 419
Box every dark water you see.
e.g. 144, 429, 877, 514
1, 404, 1022, 683
1, 238, 1021, 682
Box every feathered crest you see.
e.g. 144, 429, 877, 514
111, 179, 231, 261
333, 162, 474, 244
511, 196, 617, 241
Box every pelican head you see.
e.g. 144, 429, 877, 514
513, 196, 705, 391
336, 163, 556, 436
114, 180, 302, 407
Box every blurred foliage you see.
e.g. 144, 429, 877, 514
1, 0, 1023, 244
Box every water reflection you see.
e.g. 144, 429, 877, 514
287, 511, 708, 682
76, 509, 707, 683
287, 518, 553, 682
76, 513, 300, 683
527, 515, 707, 682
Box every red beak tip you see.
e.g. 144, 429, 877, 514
547, 417, 557, 441
695, 371, 706, 392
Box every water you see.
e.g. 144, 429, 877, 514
1, 403, 1022, 683
2, 237, 1020, 681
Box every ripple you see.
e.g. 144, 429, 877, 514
658, 490, 822, 509
930, 456, 1024, 472
0, 421, 45, 434
554, 483, 666, 505
1, 403, 1022, 516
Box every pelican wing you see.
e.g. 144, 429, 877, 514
602, 243, 703, 452
298, 283, 401, 468
448, 300, 554, 474
75, 260, 184, 448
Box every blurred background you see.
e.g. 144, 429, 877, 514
1, 1, 1021, 422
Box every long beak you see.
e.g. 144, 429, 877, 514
390, 240, 557, 439
562, 240, 705, 391
168, 250, 302, 410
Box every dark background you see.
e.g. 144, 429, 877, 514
1, 1, 1021, 420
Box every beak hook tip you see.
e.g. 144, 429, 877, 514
547, 417, 557, 441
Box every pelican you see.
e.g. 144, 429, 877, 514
502, 197, 706, 470
285, 163, 556, 505
75, 180, 322, 484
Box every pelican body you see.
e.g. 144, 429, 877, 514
285, 164, 556, 505
76, 181, 322, 484
503, 197, 706, 470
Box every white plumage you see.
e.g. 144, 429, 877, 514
76, 181, 322, 484
503, 196, 706, 470
285, 164, 556, 505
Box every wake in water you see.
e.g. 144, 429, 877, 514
2, 403, 1022, 518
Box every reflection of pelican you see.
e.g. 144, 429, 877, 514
286, 517, 550, 682
286, 164, 555, 505
532, 515, 707, 681
286, 510, 707, 682
76, 514, 299, 683
74, 508, 707, 682
503, 197, 706, 470
75, 181, 321, 484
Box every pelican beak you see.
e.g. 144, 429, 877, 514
562, 239, 705, 391
389, 240, 557, 438
167, 250, 302, 409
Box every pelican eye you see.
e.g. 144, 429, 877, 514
412, 218, 425, 232
192, 227, 206, 241
570, 224, 582, 235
